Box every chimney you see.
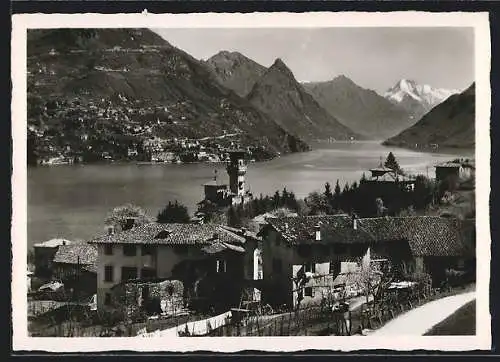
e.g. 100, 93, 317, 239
352, 214, 358, 230
315, 224, 321, 241
123, 217, 135, 231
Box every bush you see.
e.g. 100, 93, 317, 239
157, 200, 190, 223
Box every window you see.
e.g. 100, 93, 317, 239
104, 244, 113, 255
121, 266, 138, 281
141, 268, 156, 279
305, 287, 313, 297
104, 293, 112, 306
272, 258, 282, 274
305, 262, 316, 273
142, 245, 156, 256
123, 244, 136, 257
329, 261, 341, 275
104, 265, 114, 282
216, 259, 227, 273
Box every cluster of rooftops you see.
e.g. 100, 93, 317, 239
37, 214, 473, 271
86, 214, 473, 257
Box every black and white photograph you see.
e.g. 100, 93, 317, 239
12, 12, 491, 352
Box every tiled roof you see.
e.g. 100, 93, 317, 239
34, 238, 72, 248
261, 215, 352, 243
82, 264, 98, 274
435, 162, 461, 168
356, 216, 469, 257
201, 241, 245, 254
368, 172, 415, 183
53, 242, 97, 266
221, 225, 262, 241
263, 215, 471, 257
88, 223, 246, 246
204, 180, 228, 187
370, 167, 393, 172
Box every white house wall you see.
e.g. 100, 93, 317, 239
97, 243, 207, 309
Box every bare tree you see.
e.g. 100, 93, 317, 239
105, 203, 152, 232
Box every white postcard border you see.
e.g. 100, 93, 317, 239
11, 11, 491, 352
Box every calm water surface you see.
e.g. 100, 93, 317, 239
27, 142, 472, 247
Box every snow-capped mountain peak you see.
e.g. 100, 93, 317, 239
384, 79, 459, 116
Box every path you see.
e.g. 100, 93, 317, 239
138, 311, 232, 337
372, 291, 476, 336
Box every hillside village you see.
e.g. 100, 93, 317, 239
28, 94, 270, 165
25, 28, 477, 338
27, 29, 474, 167
27, 152, 476, 337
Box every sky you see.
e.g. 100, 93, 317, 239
153, 27, 474, 94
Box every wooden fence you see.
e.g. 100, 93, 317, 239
204, 306, 352, 337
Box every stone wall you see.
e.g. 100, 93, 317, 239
112, 279, 185, 320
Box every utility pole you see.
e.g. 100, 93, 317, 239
76, 256, 80, 302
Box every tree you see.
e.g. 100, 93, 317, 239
356, 248, 393, 304
157, 201, 190, 223
273, 190, 281, 209
375, 198, 388, 217
227, 205, 241, 227
413, 175, 434, 210
324, 182, 333, 200
384, 152, 401, 173
331, 179, 342, 211
305, 191, 328, 216
339, 183, 351, 212
105, 203, 151, 231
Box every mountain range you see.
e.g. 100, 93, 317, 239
204, 51, 267, 98
383, 83, 475, 150
206, 51, 464, 141
206, 52, 360, 142
302, 76, 415, 139
27, 29, 310, 162
384, 79, 459, 119
27, 29, 474, 163
246, 59, 361, 142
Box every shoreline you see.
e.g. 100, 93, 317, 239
28, 141, 475, 168
381, 141, 475, 156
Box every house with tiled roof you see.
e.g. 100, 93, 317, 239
435, 160, 475, 185
52, 242, 98, 296
364, 165, 416, 192
89, 222, 261, 312
257, 214, 474, 308
33, 238, 73, 278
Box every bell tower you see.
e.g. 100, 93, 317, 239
226, 150, 247, 197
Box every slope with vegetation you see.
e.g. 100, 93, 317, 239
247, 59, 361, 142
27, 29, 309, 165
302, 76, 414, 140
383, 83, 475, 150
205, 51, 267, 98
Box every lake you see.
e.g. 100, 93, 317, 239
27, 142, 473, 248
